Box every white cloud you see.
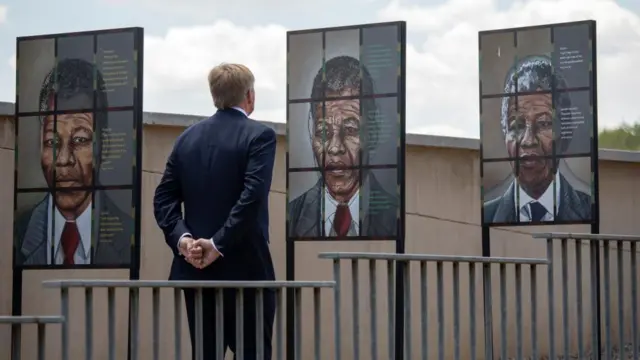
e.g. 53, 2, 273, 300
143, 20, 287, 121
377, 0, 640, 137
139, 0, 640, 138
8, 54, 15, 70
0, 6, 6, 23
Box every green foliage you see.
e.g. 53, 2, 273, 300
598, 123, 640, 151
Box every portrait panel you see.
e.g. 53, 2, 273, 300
360, 167, 399, 239
92, 189, 134, 266
49, 111, 96, 191
515, 28, 552, 83
555, 90, 592, 156
16, 116, 48, 189
325, 30, 360, 99
553, 156, 592, 219
479, 31, 516, 96
361, 25, 400, 96
94, 110, 136, 186
552, 23, 592, 89
14, 191, 53, 267
17, 38, 55, 114
362, 96, 398, 166
480, 96, 510, 160
15, 188, 96, 266
97, 31, 137, 108
287, 170, 323, 239
56, 35, 95, 111
288, 102, 322, 169
287, 32, 323, 101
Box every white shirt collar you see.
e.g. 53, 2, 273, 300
47, 194, 93, 264
231, 106, 247, 117
515, 171, 561, 221
324, 188, 359, 236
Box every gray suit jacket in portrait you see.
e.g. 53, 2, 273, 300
483, 173, 591, 224
288, 174, 398, 239
14, 194, 131, 266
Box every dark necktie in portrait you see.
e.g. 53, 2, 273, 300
13, 58, 131, 266
482, 55, 591, 224
288, 55, 398, 239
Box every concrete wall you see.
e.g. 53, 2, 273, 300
0, 102, 639, 359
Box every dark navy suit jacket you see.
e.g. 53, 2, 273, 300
153, 108, 276, 281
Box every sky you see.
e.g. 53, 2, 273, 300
0, 0, 638, 138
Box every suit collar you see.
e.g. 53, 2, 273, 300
217, 107, 248, 117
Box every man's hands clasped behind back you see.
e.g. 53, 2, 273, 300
179, 236, 221, 269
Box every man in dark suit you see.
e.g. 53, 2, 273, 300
14, 58, 131, 266
483, 55, 591, 224
153, 63, 276, 359
288, 56, 398, 239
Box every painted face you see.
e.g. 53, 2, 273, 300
41, 112, 94, 217
505, 93, 554, 195
312, 88, 361, 202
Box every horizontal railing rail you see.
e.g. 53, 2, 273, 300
0, 315, 64, 360
42, 280, 335, 360
319, 252, 550, 360
532, 232, 640, 360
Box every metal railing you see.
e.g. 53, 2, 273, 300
0, 315, 64, 360
532, 232, 640, 360
41, 280, 335, 360
319, 252, 551, 360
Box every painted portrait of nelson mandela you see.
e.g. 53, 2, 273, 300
482, 55, 591, 224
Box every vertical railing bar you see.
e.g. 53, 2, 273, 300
194, 288, 204, 360
11, 322, 21, 360
215, 288, 224, 360
617, 240, 625, 360
630, 242, 638, 360
256, 288, 265, 360
453, 262, 460, 360
173, 288, 182, 360
369, 259, 378, 360
334, 259, 342, 360
275, 288, 284, 360
530, 264, 538, 360
152, 287, 160, 360
37, 323, 46, 360
130, 288, 140, 360
85, 287, 93, 360
547, 238, 556, 360
108, 287, 116, 360
61, 287, 69, 360
388, 259, 395, 360
604, 241, 612, 360
437, 261, 444, 360
469, 263, 477, 360
420, 261, 428, 360
294, 288, 302, 360
499, 263, 507, 360
561, 238, 569, 359
515, 264, 523, 360
352, 259, 360, 360
589, 240, 599, 360
236, 289, 245, 360
483, 263, 494, 360
313, 287, 321, 360
575, 240, 585, 359
404, 260, 412, 360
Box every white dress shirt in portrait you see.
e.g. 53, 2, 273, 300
324, 188, 360, 237
515, 171, 561, 222
46, 194, 92, 265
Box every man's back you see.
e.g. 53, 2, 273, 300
154, 108, 276, 281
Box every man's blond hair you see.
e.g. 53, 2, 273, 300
207, 63, 255, 109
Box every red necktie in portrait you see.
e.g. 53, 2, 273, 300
61, 221, 80, 265
333, 204, 352, 237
